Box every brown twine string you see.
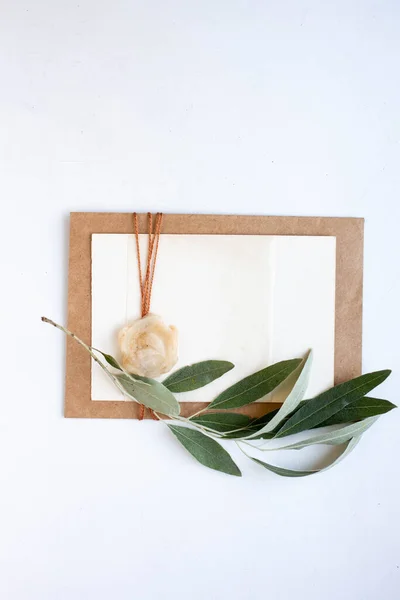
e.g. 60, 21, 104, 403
133, 212, 163, 420
139, 404, 145, 420
133, 212, 163, 318
139, 405, 158, 420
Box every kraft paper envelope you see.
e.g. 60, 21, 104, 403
65, 213, 363, 419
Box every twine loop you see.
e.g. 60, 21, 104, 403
133, 212, 163, 420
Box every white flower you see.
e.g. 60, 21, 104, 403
118, 314, 178, 378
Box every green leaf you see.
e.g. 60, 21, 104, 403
267, 416, 379, 450
246, 436, 361, 477
190, 412, 252, 434
207, 359, 302, 411
246, 395, 395, 440
222, 411, 279, 439
251, 396, 396, 438
168, 425, 241, 476
116, 374, 180, 417
244, 350, 313, 439
226, 395, 396, 441
163, 360, 234, 393
93, 348, 123, 371
317, 397, 396, 426
275, 369, 391, 438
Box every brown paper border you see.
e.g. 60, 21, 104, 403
65, 213, 364, 419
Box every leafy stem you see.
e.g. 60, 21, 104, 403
42, 317, 394, 477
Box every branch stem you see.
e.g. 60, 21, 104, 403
41, 317, 139, 403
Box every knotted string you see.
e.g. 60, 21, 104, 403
133, 212, 163, 420
133, 212, 163, 317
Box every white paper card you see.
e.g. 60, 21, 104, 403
91, 234, 336, 403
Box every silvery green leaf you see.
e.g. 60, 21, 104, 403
317, 397, 396, 426
190, 412, 252, 434
265, 416, 379, 450
243, 350, 313, 439
207, 359, 302, 410
249, 396, 396, 439
275, 370, 391, 438
93, 348, 123, 371
117, 374, 180, 417
222, 410, 280, 439
163, 360, 234, 393
247, 436, 361, 477
168, 425, 241, 476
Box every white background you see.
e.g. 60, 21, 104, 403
0, 2, 399, 599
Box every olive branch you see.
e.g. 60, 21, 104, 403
42, 317, 395, 478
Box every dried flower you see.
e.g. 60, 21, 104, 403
118, 314, 178, 378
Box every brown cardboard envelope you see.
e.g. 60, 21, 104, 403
65, 213, 363, 419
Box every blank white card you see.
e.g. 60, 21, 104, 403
91, 235, 336, 403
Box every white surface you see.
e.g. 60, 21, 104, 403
1, 2, 400, 600
92, 234, 335, 402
